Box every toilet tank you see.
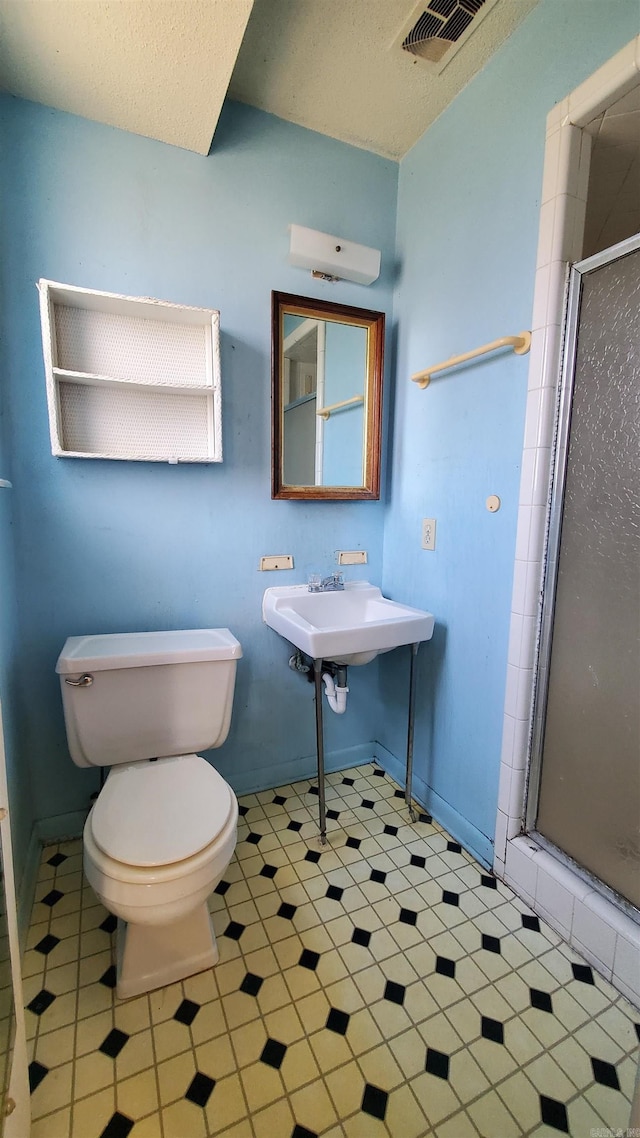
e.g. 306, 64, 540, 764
56, 629, 242, 768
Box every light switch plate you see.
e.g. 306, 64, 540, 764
259, 555, 294, 571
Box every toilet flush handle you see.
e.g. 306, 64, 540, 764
65, 673, 94, 687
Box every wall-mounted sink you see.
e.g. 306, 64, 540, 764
262, 581, 434, 665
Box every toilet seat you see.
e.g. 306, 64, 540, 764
91, 753, 234, 868
84, 793, 238, 888
83, 787, 239, 947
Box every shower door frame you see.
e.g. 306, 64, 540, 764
493, 34, 640, 1008
525, 233, 640, 906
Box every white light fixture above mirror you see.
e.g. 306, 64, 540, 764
288, 224, 381, 285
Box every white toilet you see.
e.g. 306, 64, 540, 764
56, 628, 242, 1000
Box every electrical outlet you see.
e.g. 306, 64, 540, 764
421, 518, 436, 551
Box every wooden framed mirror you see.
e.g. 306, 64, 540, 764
271, 292, 384, 500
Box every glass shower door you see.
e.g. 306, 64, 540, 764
529, 235, 640, 910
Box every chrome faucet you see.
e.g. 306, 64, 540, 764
308, 572, 344, 593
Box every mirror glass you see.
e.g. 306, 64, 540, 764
271, 292, 384, 500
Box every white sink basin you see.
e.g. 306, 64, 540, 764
262, 581, 434, 665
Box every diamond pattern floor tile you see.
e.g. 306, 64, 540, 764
23, 763, 639, 1137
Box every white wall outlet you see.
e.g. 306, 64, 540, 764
336, 550, 368, 565
259, 555, 294, 571
421, 518, 436, 551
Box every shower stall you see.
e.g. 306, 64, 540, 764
527, 234, 640, 915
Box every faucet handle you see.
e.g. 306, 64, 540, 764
310, 571, 345, 592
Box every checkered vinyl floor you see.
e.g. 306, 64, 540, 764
23, 763, 639, 1137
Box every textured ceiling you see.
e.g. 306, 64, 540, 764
0, 0, 254, 155
0, 0, 538, 160
228, 0, 539, 159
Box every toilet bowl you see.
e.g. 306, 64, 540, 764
83, 754, 239, 999
56, 628, 242, 999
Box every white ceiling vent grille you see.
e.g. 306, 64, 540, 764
399, 0, 497, 71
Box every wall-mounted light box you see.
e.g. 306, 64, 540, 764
288, 224, 381, 285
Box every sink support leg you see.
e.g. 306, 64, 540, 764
405, 642, 420, 823
313, 658, 328, 844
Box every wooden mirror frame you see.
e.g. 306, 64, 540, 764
271, 291, 384, 500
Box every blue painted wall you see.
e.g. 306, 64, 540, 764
380, 0, 639, 864
0, 0, 637, 887
0, 97, 397, 858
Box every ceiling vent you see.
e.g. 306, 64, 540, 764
398, 0, 497, 71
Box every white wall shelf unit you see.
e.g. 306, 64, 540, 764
38, 280, 222, 463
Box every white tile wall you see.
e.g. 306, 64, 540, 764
511, 717, 530, 772
535, 865, 576, 938
527, 506, 547, 565
495, 36, 640, 1010
557, 126, 584, 201
500, 712, 516, 766
514, 666, 533, 723
503, 840, 640, 1008
568, 41, 639, 125
494, 809, 508, 868
545, 97, 570, 135
510, 560, 529, 617
573, 900, 618, 972
507, 767, 526, 823
614, 932, 640, 997
506, 609, 536, 674
497, 762, 512, 816
518, 614, 537, 672
504, 837, 539, 900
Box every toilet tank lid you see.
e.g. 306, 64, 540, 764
56, 628, 242, 674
